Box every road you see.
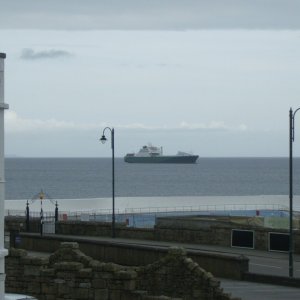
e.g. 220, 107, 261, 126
220, 279, 300, 300
249, 253, 300, 277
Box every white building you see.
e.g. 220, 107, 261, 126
0, 53, 8, 299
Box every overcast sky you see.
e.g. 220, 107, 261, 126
1, 0, 300, 157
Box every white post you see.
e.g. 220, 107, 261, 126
0, 52, 8, 299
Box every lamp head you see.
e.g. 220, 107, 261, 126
100, 135, 107, 144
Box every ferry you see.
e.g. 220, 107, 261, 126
124, 145, 198, 164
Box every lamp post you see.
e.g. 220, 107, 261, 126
289, 107, 300, 277
100, 127, 115, 238
39, 190, 45, 236
29, 190, 58, 236
26, 200, 30, 232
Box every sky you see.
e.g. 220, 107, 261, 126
1, 0, 300, 157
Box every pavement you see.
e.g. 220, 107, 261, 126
220, 279, 300, 300
26, 234, 300, 300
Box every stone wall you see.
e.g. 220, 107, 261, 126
56, 218, 300, 253
135, 247, 237, 300
155, 216, 300, 253
5, 242, 240, 300
7, 215, 300, 253
57, 221, 155, 240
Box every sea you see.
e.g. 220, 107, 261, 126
4, 157, 300, 214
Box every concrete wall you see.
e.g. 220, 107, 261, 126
6, 242, 240, 300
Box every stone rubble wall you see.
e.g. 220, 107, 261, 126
5, 242, 240, 300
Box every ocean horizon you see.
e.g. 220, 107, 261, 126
5, 157, 300, 197
5, 157, 300, 213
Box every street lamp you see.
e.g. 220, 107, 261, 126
39, 190, 45, 236
28, 190, 58, 236
100, 127, 115, 238
289, 107, 300, 277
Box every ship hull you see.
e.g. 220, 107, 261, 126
124, 155, 199, 164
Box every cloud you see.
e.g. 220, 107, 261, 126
178, 121, 247, 131
20, 48, 72, 60
1, 0, 300, 30
5, 111, 90, 132
5, 111, 247, 133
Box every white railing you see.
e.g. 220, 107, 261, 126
5, 203, 296, 228
123, 203, 289, 214
5, 203, 293, 217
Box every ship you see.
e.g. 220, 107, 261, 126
124, 145, 199, 164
